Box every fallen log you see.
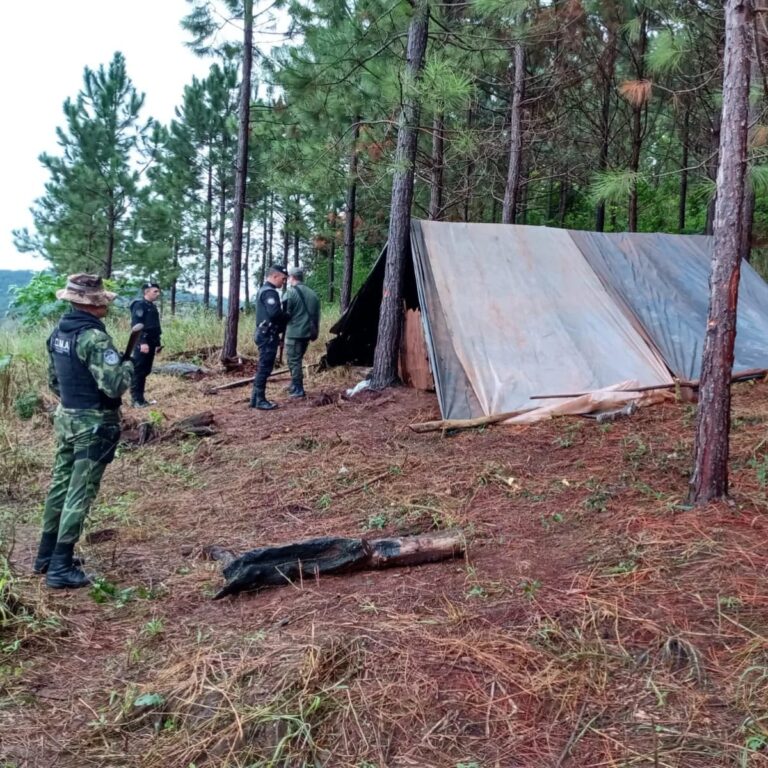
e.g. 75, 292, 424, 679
170, 411, 216, 436
213, 532, 465, 599
204, 367, 290, 393
529, 368, 767, 400
409, 409, 531, 434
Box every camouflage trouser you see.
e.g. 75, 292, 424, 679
42, 407, 121, 545
286, 338, 309, 388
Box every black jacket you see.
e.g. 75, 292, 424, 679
130, 298, 162, 345
255, 281, 287, 335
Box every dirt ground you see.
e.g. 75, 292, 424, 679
2, 364, 768, 768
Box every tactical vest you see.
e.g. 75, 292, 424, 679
256, 283, 284, 331
130, 299, 161, 343
49, 316, 122, 411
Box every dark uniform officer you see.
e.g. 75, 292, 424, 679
35, 274, 133, 589
129, 282, 162, 407
250, 264, 288, 410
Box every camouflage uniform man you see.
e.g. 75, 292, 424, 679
284, 267, 320, 398
250, 264, 289, 410
34, 274, 133, 589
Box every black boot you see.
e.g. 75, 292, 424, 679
32, 531, 57, 574
289, 384, 306, 398
46, 542, 91, 589
250, 389, 278, 410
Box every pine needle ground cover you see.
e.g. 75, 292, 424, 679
2, 363, 768, 768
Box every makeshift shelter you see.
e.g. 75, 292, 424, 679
327, 221, 768, 420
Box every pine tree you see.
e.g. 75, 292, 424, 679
14, 52, 151, 276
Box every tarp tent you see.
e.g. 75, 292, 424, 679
327, 221, 768, 420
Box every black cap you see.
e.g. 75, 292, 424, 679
142, 281, 160, 291
269, 263, 288, 276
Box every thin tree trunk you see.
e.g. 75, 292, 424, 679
705, 111, 722, 235
371, 0, 429, 389
244, 217, 251, 307
341, 119, 360, 312
429, 113, 444, 220
558, 179, 568, 227
502, 43, 526, 224
105, 204, 115, 278
171, 239, 178, 316
628, 11, 648, 233
595, 23, 618, 232
740, 50, 762, 261
268, 191, 274, 263
463, 105, 474, 221
217, 173, 226, 320
282, 198, 290, 264
222, 0, 253, 360
204, 149, 213, 309
678, 106, 690, 232
261, 192, 268, 284
328, 238, 335, 303
689, 0, 753, 504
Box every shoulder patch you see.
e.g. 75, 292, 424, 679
103, 349, 120, 366
266, 297, 277, 305
135, 307, 144, 317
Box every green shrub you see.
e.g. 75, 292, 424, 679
13, 390, 42, 420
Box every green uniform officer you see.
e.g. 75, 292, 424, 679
34, 274, 133, 589
284, 267, 320, 398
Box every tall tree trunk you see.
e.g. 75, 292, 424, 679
204, 149, 213, 309
282, 198, 290, 264
678, 105, 690, 232
595, 22, 618, 232
740, 49, 762, 261
705, 111, 722, 235
294, 194, 301, 268
217, 173, 226, 320
244, 217, 251, 307
502, 43, 526, 224
429, 113, 444, 220
689, 0, 753, 505
328, 238, 335, 303
105, 203, 115, 278
371, 0, 429, 389
268, 191, 274, 263
171, 239, 178, 316
341, 119, 360, 312
261, 192, 268, 284
463, 105, 474, 221
223, 0, 253, 361
558, 179, 568, 227
628, 11, 648, 233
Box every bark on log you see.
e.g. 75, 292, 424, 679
213, 533, 465, 599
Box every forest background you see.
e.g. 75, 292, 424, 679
9, 0, 768, 325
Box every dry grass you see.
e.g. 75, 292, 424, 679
2, 366, 768, 767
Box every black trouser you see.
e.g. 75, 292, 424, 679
251, 331, 279, 403
131, 345, 156, 402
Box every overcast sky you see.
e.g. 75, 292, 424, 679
0, 0, 249, 272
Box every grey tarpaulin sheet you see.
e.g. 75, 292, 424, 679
412, 221, 673, 418
571, 231, 768, 380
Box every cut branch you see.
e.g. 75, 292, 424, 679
213, 533, 465, 599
